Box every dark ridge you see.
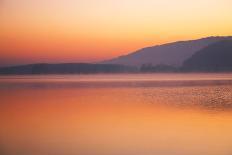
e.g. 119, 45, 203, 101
182, 40, 232, 72
0, 63, 137, 75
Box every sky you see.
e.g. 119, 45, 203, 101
1, 0, 232, 66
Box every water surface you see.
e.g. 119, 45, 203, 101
0, 73, 232, 155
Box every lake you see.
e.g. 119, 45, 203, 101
0, 73, 232, 155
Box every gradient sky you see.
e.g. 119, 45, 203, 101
1, 0, 232, 66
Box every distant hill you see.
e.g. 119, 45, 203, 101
101, 36, 232, 67
1, 37, 232, 75
0, 63, 136, 75
182, 40, 232, 72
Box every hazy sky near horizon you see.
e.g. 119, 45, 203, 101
1, 0, 232, 66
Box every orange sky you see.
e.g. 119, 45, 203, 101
1, 0, 232, 66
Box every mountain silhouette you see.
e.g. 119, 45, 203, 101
182, 40, 232, 72
101, 36, 232, 67
1, 36, 232, 74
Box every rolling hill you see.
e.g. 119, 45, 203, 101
101, 36, 232, 67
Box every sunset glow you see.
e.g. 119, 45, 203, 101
1, 0, 232, 66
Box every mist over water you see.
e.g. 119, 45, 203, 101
0, 73, 232, 155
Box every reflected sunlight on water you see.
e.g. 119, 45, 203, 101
0, 73, 232, 155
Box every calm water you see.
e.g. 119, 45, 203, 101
0, 73, 232, 155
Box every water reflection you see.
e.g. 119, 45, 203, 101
0, 74, 232, 155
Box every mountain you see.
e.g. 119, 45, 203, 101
0, 63, 137, 75
182, 40, 232, 72
1, 37, 232, 75
101, 36, 232, 67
